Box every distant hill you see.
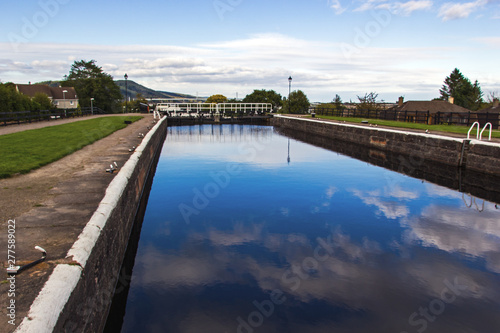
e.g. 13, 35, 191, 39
115, 80, 196, 100
35, 80, 195, 100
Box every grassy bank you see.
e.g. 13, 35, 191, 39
0, 116, 142, 178
314, 115, 500, 138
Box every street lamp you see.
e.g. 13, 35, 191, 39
288, 76, 292, 114
124, 73, 128, 114
90, 97, 94, 115
62, 89, 68, 117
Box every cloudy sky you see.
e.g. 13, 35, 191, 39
0, 0, 499, 102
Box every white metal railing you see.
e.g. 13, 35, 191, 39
467, 121, 480, 140
155, 103, 272, 116
480, 122, 492, 141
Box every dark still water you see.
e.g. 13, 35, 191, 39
117, 124, 500, 333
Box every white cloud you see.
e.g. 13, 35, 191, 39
353, 0, 432, 14
329, 0, 347, 14
353, 0, 384, 12
350, 188, 410, 219
0, 35, 490, 101
394, 0, 433, 15
403, 204, 500, 272
438, 0, 487, 21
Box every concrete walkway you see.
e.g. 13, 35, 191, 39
0, 114, 157, 333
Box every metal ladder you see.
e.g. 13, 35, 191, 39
467, 122, 492, 141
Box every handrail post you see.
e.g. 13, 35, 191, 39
480, 122, 492, 141
467, 121, 480, 140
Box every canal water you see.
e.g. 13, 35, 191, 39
112, 124, 500, 333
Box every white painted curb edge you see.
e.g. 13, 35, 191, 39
275, 115, 469, 143
15, 116, 166, 333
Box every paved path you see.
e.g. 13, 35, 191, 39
0, 114, 156, 333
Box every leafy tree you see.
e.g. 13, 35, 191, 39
0, 83, 34, 112
61, 60, 122, 113
243, 89, 283, 110
32, 92, 53, 110
206, 94, 228, 104
282, 90, 310, 114
357, 92, 379, 110
439, 68, 483, 111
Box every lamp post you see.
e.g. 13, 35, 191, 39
62, 89, 68, 117
288, 76, 292, 114
124, 73, 128, 113
90, 97, 94, 115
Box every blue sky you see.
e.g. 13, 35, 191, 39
0, 0, 499, 102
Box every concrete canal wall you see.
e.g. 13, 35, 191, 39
272, 115, 500, 177
16, 116, 168, 333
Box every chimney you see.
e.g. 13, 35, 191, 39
448, 96, 454, 104
493, 98, 499, 108
398, 96, 404, 107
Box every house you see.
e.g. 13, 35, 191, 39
477, 99, 500, 129
388, 97, 472, 125
16, 84, 78, 109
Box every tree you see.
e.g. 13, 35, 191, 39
61, 60, 122, 113
32, 92, 53, 110
333, 94, 343, 110
282, 90, 310, 114
206, 94, 228, 104
439, 68, 483, 111
243, 89, 283, 110
357, 92, 379, 110
0, 83, 34, 112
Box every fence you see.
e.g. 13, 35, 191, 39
313, 107, 500, 129
0, 107, 106, 127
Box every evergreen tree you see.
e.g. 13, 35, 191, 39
439, 68, 483, 111
333, 94, 343, 110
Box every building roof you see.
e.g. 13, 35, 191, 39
16, 84, 77, 100
390, 100, 471, 114
479, 101, 500, 114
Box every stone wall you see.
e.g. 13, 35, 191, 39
16, 117, 168, 333
272, 116, 500, 177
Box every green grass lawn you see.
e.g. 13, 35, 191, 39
314, 115, 500, 138
0, 116, 142, 178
